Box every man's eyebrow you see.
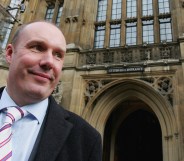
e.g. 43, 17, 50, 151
58, 47, 66, 53
26, 39, 46, 44
25, 38, 66, 52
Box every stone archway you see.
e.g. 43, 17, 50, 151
116, 109, 162, 161
103, 99, 163, 161
82, 79, 179, 161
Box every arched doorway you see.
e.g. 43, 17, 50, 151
103, 99, 162, 161
83, 79, 179, 161
115, 109, 162, 161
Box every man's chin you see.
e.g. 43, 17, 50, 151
26, 87, 52, 100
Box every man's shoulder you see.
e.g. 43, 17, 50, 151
65, 108, 100, 136
49, 96, 100, 137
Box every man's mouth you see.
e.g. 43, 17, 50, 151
28, 69, 54, 81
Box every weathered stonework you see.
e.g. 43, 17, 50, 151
1, 0, 184, 160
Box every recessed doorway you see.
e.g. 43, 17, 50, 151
103, 99, 163, 161
115, 109, 162, 161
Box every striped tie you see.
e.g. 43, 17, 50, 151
0, 107, 28, 161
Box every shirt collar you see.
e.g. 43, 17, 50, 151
0, 87, 48, 124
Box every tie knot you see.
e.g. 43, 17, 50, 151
4, 107, 28, 124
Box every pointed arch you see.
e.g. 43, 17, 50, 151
82, 78, 179, 161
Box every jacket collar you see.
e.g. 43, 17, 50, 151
34, 96, 73, 161
0, 87, 4, 98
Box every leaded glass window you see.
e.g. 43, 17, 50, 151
93, 0, 173, 48
159, 18, 172, 42
158, 0, 170, 14
1, 0, 20, 49
111, 0, 122, 19
94, 26, 105, 48
45, 5, 54, 22
127, 0, 137, 18
56, 5, 63, 26
110, 24, 121, 47
126, 22, 137, 45
142, 0, 153, 16
142, 20, 154, 43
97, 0, 107, 21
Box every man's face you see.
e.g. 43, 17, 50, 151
6, 22, 66, 106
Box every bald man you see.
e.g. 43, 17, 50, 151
0, 21, 102, 161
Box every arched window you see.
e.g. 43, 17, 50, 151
56, 5, 63, 27
45, 0, 64, 26
45, 5, 54, 22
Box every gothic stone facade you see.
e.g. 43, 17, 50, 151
1, 0, 184, 161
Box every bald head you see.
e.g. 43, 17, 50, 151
11, 21, 65, 46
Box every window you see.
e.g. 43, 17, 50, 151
45, 2, 63, 25
45, 5, 54, 22
110, 24, 121, 47
2, 23, 13, 49
94, 26, 105, 48
56, 5, 63, 26
9, 0, 20, 16
97, 0, 107, 21
126, 0, 137, 45
158, 0, 172, 42
1, 0, 20, 49
93, 0, 173, 48
142, 20, 154, 44
94, 0, 107, 49
126, 22, 137, 45
111, 0, 121, 19
158, 0, 170, 14
142, 0, 153, 16
159, 18, 172, 42
126, 0, 137, 18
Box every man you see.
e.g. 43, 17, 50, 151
0, 21, 102, 161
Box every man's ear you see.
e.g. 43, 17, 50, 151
6, 44, 14, 65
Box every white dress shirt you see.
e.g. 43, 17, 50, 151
0, 88, 48, 161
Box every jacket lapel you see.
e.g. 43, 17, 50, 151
0, 87, 4, 98
34, 96, 73, 161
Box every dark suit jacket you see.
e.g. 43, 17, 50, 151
0, 87, 102, 161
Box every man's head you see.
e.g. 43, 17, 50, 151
5, 21, 66, 106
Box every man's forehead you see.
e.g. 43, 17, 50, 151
24, 22, 62, 33
22, 23, 65, 41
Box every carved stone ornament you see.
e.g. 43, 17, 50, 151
86, 53, 96, 64
84, 77, 174, 108
121, 51, 133, 62
103, 52, 114, 63
84, 80, 103, 106
160, 47, 172, 59
52, 80, 63, 104
141, 76, 174, 106
140, 49, 152, 61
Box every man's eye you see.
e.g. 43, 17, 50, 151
54, 52, 62, 60
30, 45, 44, 53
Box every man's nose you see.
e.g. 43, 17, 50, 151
39, 51, 54, 70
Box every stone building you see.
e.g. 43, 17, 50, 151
1, 0, 184, 161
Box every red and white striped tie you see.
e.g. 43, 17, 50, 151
0, 107, 28, 161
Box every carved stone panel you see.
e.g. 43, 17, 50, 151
52, 80, 63, 104
86, 53, 96, 64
